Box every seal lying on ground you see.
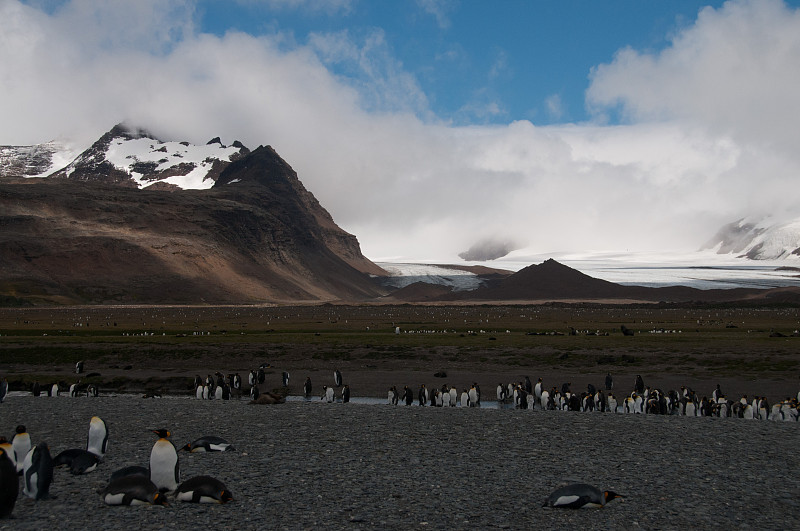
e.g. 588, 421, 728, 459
248, 392, 285, 405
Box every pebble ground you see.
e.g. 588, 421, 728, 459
1, 395, 798, 530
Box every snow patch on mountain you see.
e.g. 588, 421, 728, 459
703, 217, 800, 260
377, 263, 486, 291
0, 141, 82, 178
104, 136, 243, 190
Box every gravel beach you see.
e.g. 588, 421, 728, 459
1, 394, 798, 530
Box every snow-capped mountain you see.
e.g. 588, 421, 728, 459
702, 217, 800, 260
0, 124, 386, 305
48, 124, 250, 189
0, 140, 81, 178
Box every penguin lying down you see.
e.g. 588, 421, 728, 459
543, 483, 624, 509
101, 470, 233, 505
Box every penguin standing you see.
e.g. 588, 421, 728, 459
543, 483, 623, 509
418, 384, 428, 406
101, 475, 167, 506
282, 371, 290, 387
334, 369, 342, 388
0, 378, 7, 403
342, 384, 350, 403
175, 476, 233, 504
50, 383, 59, 397
149, 429, 179, 493
87, 416, 109, 459
0, 447, 18, 518
11, 425, 31, 474
22, 442, 54, 500
32, 381, 41, 397
304, 377, 312, 398
497, 384, 506, 402
469, 386, 479, 407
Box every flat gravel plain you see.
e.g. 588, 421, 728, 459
1, 394, 798, 530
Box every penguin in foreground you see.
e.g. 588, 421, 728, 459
53, 448, 99, 475
175, 475, 234, 504
87, 416, 109, 459
543, 483, 623, 509
22, 442, 54, 500
12, 425, 31, 474
149, 429, 179, 493
0, 438, 16, 470
109, 465, 149, 482
180, 436, 234, 453
100, 475, 168, 506
0, 447, 18, 518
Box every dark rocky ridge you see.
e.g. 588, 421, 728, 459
0, 140, 386, 305
387, 258, 800, 304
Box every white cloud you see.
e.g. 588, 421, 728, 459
587, 0, 800, 157
2, 0, 799, 263
416, 0, 455, 29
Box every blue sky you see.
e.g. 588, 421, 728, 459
3, 0, 800, 262
195, 1, 735, 125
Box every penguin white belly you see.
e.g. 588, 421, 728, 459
214, 386, 223, 400
195, 386, 203, 399
104, 493, 127, 505
150, 442, 179, 492
496, 386, 503, 400
460, 392, 468, 407
23, 470, 38, 499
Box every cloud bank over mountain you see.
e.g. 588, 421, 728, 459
2, 0, 799, 261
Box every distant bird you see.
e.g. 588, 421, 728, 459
282, 371, 290, 387
543, 483, 623, 509
304, 377, 312, 398
334, 369, 342, 387
0, 378, 7, 403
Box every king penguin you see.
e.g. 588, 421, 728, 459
149, 429, 180, 493
0, 438, 15, 470
175, 475, 234, 504
180, 435, 234, 453
0, 447, 18, 518
543, 483, 623, 509
100, 475, 167, 506
11, 425, 31, 474
22, 442, 54, 500
87, 416, 109, 459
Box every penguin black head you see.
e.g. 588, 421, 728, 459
604, 491, 624, 504
15, 425, 26, 434
151, 429, 171, 439
179, 443, 191, 452
153, 492, 169, 506
219, 489, 234, 503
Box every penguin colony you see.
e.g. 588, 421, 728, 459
190, 367, 800, 420
0, 415, 234, 519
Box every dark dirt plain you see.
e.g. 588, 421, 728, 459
1, 303, 799, 530
1, 303, 799, 402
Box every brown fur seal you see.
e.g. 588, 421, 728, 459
248, 392, 286, 405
